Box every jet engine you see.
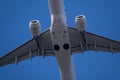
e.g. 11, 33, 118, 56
29, 20, 41, 37
75, 15, 87, 32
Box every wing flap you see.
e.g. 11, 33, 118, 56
87, 32, 120, 53
68, 27, 120, 54
0, 39, 37, 66
68, 27, 83, 53
0, 29, 54, 67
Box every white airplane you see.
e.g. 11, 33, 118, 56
0, 0, 120, 80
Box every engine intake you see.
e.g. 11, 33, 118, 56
29, 20, 41, 37
75, 15, 87, 32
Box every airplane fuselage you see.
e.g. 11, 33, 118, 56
50, 15, 76, 80
49, 0, 76, 80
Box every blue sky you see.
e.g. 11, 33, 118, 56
0, 0, 120, 80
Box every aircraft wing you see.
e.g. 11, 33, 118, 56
68, 27, 120, 54
0, 29, 54, 67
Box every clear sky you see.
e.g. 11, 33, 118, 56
0, 0, 120, 80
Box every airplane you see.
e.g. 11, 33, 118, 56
0, 0, 120, 80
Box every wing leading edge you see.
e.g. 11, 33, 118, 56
0, 29, 54, 67
68, 27, 120, 54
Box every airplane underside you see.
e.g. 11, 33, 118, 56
0, 0, 120, 80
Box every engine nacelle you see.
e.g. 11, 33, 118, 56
75, 15, 87, 32
29, 20, 41, 37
